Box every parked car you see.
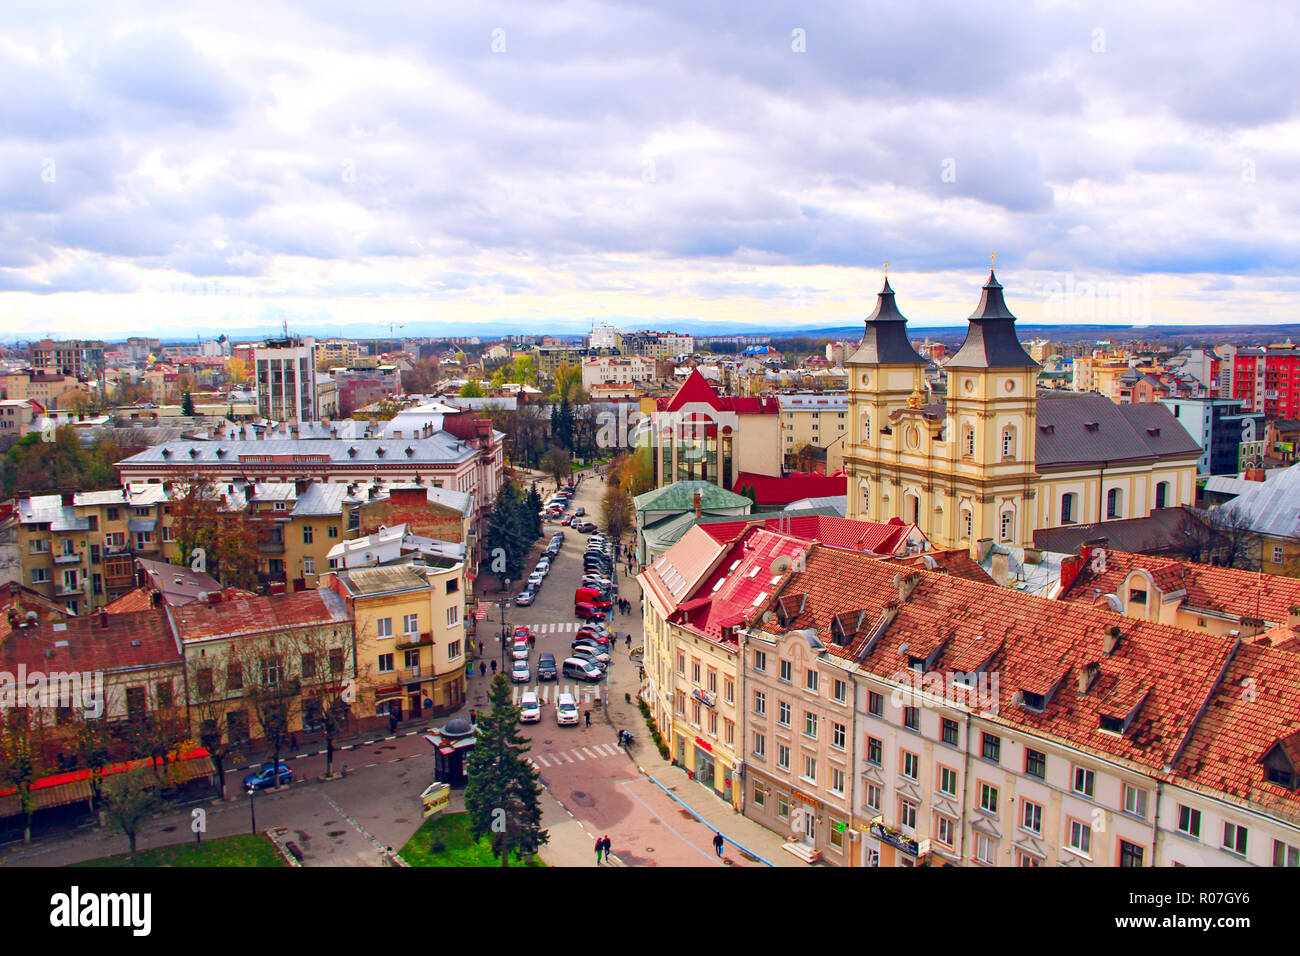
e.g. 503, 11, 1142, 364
561, 514, 574, 526
575, 586, 612, 608
511, 640, 530, 662
575, 521, 598, 533
583, 557, 612, 571
515, 589, 535, 607
582, 576, 613, 590
527, 570, 545, 588
537, 653, 558, 681
574, 602, 605, 621
514, 626, 532, 639
510, 659, 531, 683
556, 692, 580, 724
572, 640, 611, 662
576, 625, 612, 643
574, 506, 585, 517
562, 658, 604, 682
244, 762, 293, 791
520, 692, 541, 723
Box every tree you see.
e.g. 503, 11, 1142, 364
1180, 506, 1260, 570
552, 363, 582, 404
525, 484, 545, 540
602, 483, 633, 545
188, 652, 244, 801
0, 709, 48, 844
463, 674, 548, 867
614, 448, 654, 499
181, 390, 195, 416
484, 482, 528, 589
460, 380, 485, 398
102, 767, 160, 859
123, 684, 190, 786
232, 636, 301, 786
295, 626, 360, 780
542, 446, 571, 491
169, 476, 260, 590
227, 356, 248, 384
70, 717, 114, 809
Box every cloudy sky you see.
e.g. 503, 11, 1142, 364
2, 0, 1298, 340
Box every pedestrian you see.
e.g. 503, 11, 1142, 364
584, 709, 591, 728
490, 659, 497, 674
470, 709, 478, 724
601, 835, 612, 862
626, 633, 632, 649
529, 633, 535, 648
479, 661, 487, 677
594, 836, 603, 864
290, 733, 298, 751
388, 713, 398, 734
713, 832, 724, 857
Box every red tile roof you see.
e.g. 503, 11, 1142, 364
656, 369, 779, 415
103, 587, 153, 615
755, 546, 1237, 772
699, 514, 919, 555
1060, 547, 1300, 626
889, 548, 998, 585
732, 471, 847, 506
171, 590, 350, 643
0, 608, 181, 673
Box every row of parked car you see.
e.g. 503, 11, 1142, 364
540, 485, 576, 520
574, 533, 616, 620
508, 621, 614, 684
520, 690, 579, 725
516, 528, 566, 607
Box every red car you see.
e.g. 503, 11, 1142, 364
561, 514, 574, 526
574, 602, 606, 621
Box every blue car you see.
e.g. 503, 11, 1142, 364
243, 761, 293, 791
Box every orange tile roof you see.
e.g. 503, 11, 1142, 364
889, 548, 997, 585
103, 587, 153, 614
754, 546, 1237, 772
1061, 548, 1300, 626
0, 608, 181, 673
171, 589, 350, 643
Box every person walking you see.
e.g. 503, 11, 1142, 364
626, 633, 632, 650
490, 659, 497, 674
584, 709, 592, 728
479, 661, 487, 677
713, 832, 724, 858
595, 837, 604, 865
470, 709, 478, 724
601, 835, 612, 863
528, 633, 536, 648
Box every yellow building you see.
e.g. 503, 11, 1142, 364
324, 563, 468, 722
778, 392, 850, 472
844, 273, 1200, 550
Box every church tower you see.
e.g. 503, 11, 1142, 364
940, 268, 1039, 549
844, 276, 928, 524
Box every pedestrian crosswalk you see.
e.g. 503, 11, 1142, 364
527, 742, 623, 768
520, 621, 582, 634
512, 683, 600, 704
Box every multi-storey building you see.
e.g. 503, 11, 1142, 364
580, 355, 656, 392
843, 273, 1200, 550
30, 339, 105, 379
778, 392, 850, 473
255, 336, 318, 423
1160, 397, 1265, 475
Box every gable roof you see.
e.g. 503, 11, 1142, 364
1035, 392, 1201, 468
633, 480, 752, 514
1221, 462, 1300, 539
171, 589, 351, 643
656, 368, 778, 415
732, 472, 847, 506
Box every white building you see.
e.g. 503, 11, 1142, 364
255, 336, 318, 423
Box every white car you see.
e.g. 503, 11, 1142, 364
519, 692, 541, 723
511, 640, 530, 661
510, 659, 530, 683
527, 570, 545, 588
556, 693, 579, 726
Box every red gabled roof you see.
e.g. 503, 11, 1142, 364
699, 514, 920, 556
0, 608, 182, 673
103, 587, 153, 614
171, 590, 349, 643
732, 471, 847, 506
656, 369, 778, 415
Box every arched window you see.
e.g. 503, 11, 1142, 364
862, 413, 871, 445
905, 492, 920, 525
963, 425, 975, 458
1000, 510, 1014, 542
1001, 425, 1016, 459
1061, 492, 1076, 525
962, 509, 973, 540
861, 482, 870, 514
1155, 481, 1169, 509
1106, 488, 1123, 519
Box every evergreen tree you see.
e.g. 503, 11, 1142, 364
525, 484, 545, 539
463, 675, 548, 867
181, 390, 195, 416
484, 482, 527, 587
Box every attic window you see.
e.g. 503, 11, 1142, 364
1038, 424, 1055, 435
189, 447, 198, 457
376, 447, 386, 457
215, 448, 227, 458
1099, 714, 1126, 733
161, 448, 171, 458
1266, 767, 1295, 788
1020, 691, 1046, 711
348, 447, 358, 458
1146, 427, 1161, 437
1084, 421, 1099, 432
405, 446, 414, 457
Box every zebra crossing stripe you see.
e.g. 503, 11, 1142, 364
582, 747, 599, 759
535, 754, 551, 767
560, 751, 575, 763
572, 749, 586, 761
595, 744, 616, 756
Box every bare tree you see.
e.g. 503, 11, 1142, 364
188, 653, 244, 800
230, 636, 302, 787
1182, 506, 1260, 570
295, 624, 361, 780
102, 767, 160, 859
0, 709, 48, 844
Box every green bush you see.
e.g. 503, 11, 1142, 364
430, 839, 447, 854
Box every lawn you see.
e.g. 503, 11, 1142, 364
74, 833, 288, 868
400, 812, 546, 867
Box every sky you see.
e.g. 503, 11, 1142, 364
2, 0, 1299, 341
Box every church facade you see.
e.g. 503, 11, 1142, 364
843, 271, 1200, 550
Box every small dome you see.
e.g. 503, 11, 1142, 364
443, 718, 474, 738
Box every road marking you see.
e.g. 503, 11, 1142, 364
618, 780, 724, 867
535, 754, 552, 767
560, 751, 575, 763
582, 747, 599, 759
571, 749, 586, 761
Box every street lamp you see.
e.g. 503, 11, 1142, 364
246, 786, 257, 835
499, 597, 510, 673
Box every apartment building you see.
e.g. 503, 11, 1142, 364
254, 336, 318, 423
0, 399, 36, 438
30, 339, 105, 379
580, 355, 656, 392
1161, 396, 1264, 475
1230, 345, 1300, 419
778, 392, 850, 473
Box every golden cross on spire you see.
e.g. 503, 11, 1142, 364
883, 260, 889, 277
990, 250, 996, 269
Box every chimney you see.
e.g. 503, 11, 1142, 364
99, 609, 109, 629
991, 551, 1010, 587
894, 571, 921, 604
61, 489, 74, 506
693, 491, 702, 518
1103, 625, 1122, 656
1059, 554, 1084, 593
975, 538, 994, 563
1077, 661, 1100, 694
151, 590, 163, 607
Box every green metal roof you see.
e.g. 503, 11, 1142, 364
633, 480, 753, 513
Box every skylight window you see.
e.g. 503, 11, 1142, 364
729, 560, 741, 572
712, 579, 725, 593
752, 591, 768, 607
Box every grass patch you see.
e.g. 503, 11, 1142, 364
400, 812, 545, 867
74, 833, 287, 868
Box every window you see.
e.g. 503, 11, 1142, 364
707, 710, 717, 736
155, 681, 173, 707
975, 832, 996, 865
752, 733, 766, 759
805, 669, 819, 692
829, 819, 844, 848
1223, 822, 1248, 856
753, 650, 766, 673
1066, 819, 1092, 857
779, 660, 792, 683
1177, 805, 1201, 838
691, 660, 701, 684
753, 690, 766, 716
1119, 841, 1145, 867
446, 578, 459, 594
448, 641, 461, 658
832, 679, 846, 703
866, 737, 883, 766
1061, 492, 1076, 524
691, 700, 701, 726
978, 783, 999, 815
1123, 784, 1148, 819
1155, 482, 1169, 509
982, 733, 1001, 763
1017, 850, 1043, 867
303, 556, 314, 574
446, 605, 459, 626
832, 722, 846, 750
29, 538, 49, 554
939, 766, 957, 797
1001, 426, 1015, 458
1020, 800, 1043, 835
328, 525, 339, 538
31, 568, 49, 584
899, 798, 917, 830
404, 613, 419, 635
227, 663, 243, 691
707, 668, 717, 693
902, 751, 919, 780
303, 525, 313, 544
941, 718, 959, 746
803, 712, 818, 739
1072, 766, 1095, 798
962, 510, 973, 540
724, 678, 734, 704
1273, 840, 1300, 867
1025, 748, 1046, 779
777, 745, 790, 771
378, 654, 394, 673
903, 706, 919, 731
1106, 487, 1122, 519
865, 784, 881, 812
777, 701, 791, 726
301, 653, 318, 679
329, 648, 344, 674
724, 718, 734, 746
377, 618, 393, 639
868, 691, 883, 717
776, 793, 790, 819
963, 426, 975, 457
936, 814, 956, 848
676, 652, 685, 676
999, 510, 1013, 542
1128, 588, 1147, 606
802, 755, 817, 783
753, 785, 765, 808
1273, 545, 1285, 565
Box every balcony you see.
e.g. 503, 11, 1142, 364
398, 666, 426, 684
258, 540, 285, 555
56, 582, 84, 596
396, 632, 434, 650
53, 551, 83, 565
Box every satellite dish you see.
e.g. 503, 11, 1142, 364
770, 556, 792, 574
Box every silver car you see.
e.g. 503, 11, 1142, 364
510, 659, 531, 683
